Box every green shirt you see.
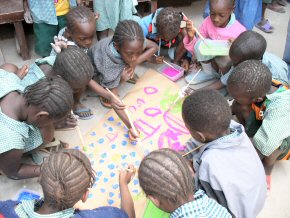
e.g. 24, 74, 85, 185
0, 70, 43, 154
253, 86, 290, 156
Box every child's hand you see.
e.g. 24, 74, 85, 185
23, 0, 33, 24
181, 59, 190, 72
119, 165, 136, 185
129, 128, 140, 141
180, 86, 195, 97
111, 97, 126, 110
16, 65, 29, 79
50, 36, 68, 53
155, 55, 164, 64
121, 66, 134, 82
95, 12, 100, 20
186, 20, 196, 40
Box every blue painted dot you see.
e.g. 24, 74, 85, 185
101, 153, 107, 159
124, 133, 129, 138
133, 179, 139, 186
121, 162, 127, 167
108, 164, 115, 170
108, 116, 114, 122
90, 132, 97, 136
109, 192, 114, 197
88, 193, 93, 198
98, 138, 105, 144
134, 160, 141, 167
110, 172, 116, 178
121, 155, 127, 160
100, 188, 106, 193
132, 189, 139, 194
130, 152, 136, 158
97, 171, 103, 177
103, 123, 108, 127
145, 149, 150, 155
92, 183, 97, 188
121, 140, 127, 146
107, 199, 114, 205
95, 177, 99, 182
112, 184, 119, 189
88, 153, 94, 158
123, 126, 128, 131
108, 127, 113, 132
99, 159, 105, 164
149, 141, 153, 145
130, 141, 137, 146
103, 178, 109, 183
117, 122, 122, 126
111, 144, 116, 149
89, 143, 95, 147
74, 146, 80, 150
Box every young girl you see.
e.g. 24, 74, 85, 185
184, 0, 246, 84
138, 149, 231, 217
88, 20, 158, 108
51, 6, 97, 55
0, 74, 73, 179
0, 149, 136, 218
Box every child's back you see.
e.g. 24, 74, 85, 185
182, 90, 267, 217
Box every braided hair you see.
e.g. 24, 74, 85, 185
66, 6, 95, 33
138, 148, 194, 206
156, 8, 182, 40
113, 20, 144, 47
52, 47, 94, 89
40, 149, 95, 210
23, 76, 73, 119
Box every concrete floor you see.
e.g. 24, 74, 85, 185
0, 1, 289, 217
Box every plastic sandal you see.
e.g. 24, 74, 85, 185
255, 20, 273, 33
99, 96, 112, 109
73, 107, 93, 120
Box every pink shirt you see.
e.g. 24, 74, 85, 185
183, 16, 246, 55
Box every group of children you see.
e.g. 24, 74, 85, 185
0, 0, 289, 217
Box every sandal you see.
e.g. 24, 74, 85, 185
127, 73, 139, 84
31, 138, 68, 164
99, 96, 112, 108
73, 107, 93, 120
276, 0, 287, 6
267, 3, 286, 13
255, 19, 273, 33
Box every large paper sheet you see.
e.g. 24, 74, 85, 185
76, 69, 191, 217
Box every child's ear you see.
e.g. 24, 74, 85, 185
196, 131, 206, 143
35, 111, 50, 120
254, 97, 265, 103
148, 195, 160, 208
81, 189, 89, 203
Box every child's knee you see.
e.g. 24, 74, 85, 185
0, 63, 19, 73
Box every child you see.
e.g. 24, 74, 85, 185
228, 60, 290, 190
184, 0, 246, 84
138, 148, 231, 217
0, 149, 135, 218
0, 74, 73, 179
23, 0, 78, 57
138, 7, 188, 65
51, 6, 97, 55
182, 90, 267, 217
186, 30, 289, 93
88, 20, 158, 108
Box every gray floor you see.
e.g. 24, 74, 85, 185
0, 1, 290, 217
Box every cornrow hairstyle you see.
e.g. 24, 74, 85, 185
182, 90, 231, 135
66, 6, 95, 33
228, 60, 272, 99
138, 148, 194, 206
113, 20, 144, 47
156, 8, 182, 40
229, 31, 267, 65
40, 149, 95, 210
52, 46, 94, 89
23, 76, 73, 119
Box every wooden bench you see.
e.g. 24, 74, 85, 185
0, 0, 30, 60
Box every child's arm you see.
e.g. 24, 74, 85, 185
0, 63, 28, 79
173, 31, 188, 64
23, 0, 33, 23
119, 165, 136, 218
0, 150, 41, 179
135, 39, 158, 65
87, 79, 126, 110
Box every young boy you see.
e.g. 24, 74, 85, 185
192, 30, 289, 92
228, 60, 290, 190
138, 148, 231, 218
182, 89, 267, 218
138, 7, 188, 65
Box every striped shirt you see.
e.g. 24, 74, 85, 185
0, 70, 43, 154
15, 200, 74, 218
170, 190, 232, 218
253, 87, 290, 156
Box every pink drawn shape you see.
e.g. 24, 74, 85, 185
128, 106, 137, 113
162, 67, 180, 77
158, 129, 185, 151
137, 98, 146, 105
144, 86, 158, 95
164, 112, 190, 135
105, 132, 118, 143
134, 119, 161, 141
144, 107, 162, 118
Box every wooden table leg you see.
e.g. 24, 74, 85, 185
14, 21, 30, 60
150, 0, 157, 13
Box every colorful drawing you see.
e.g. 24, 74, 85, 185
76, 70, 190, 217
